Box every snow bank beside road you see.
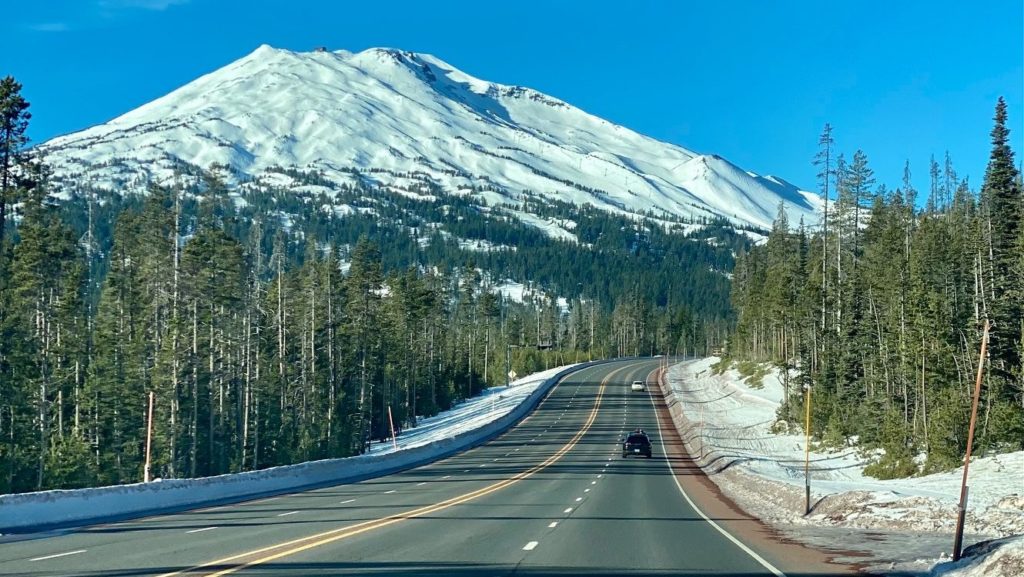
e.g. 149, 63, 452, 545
930, 536, 1024, 576
363, 365, 571, 456
0, 364, 578, 533
662, 357, 1024, 575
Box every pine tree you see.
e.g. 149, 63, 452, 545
983, 98, 1022, 382
0, 76, 31, 245
981, 98, 1024, 447
7, 162, 81, 488
343, 237, 384, 449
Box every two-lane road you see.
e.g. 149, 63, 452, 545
1, 359, 852, 576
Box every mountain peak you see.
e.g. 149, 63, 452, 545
39, 46, 819, 231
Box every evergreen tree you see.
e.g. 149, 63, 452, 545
6, 163, 81, 489
0, 76, 31, 244
983, 98, 1022, 383
981, 97, 1023, 446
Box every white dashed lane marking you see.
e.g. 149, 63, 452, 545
30, 550, 87, 562
563, 507, 573, 513
340, 499, 357, 504
523, 541, 539, 551
186, 526, 218, 534
548, 521, 558, 528
277, 511, 300, 517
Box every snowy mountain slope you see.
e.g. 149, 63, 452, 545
40, 45, 819, 231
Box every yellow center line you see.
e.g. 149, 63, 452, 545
157, 365, 622, 577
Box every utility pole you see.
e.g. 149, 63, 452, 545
953, 320, 990, 561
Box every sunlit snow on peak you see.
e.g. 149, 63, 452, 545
40, 45, 821, 232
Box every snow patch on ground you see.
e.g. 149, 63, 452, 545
365, 365, 577, 455
507, 209, 579, 243
929, 536, 1024, 576
665, 358, 1024, 575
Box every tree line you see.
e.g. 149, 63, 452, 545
0, 77, 725, 493
728, 99, 1023, 477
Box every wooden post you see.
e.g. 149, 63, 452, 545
387, 405, 398, 451
804, 383, 812, 516
953, 320, 989, 561
144, 391, 155, 483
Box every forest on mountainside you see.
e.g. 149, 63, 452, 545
727, 99, 1024, 478
0, 77, 736, 494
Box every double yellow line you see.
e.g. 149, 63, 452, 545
160, 365, 621, 577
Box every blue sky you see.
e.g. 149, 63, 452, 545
5, 0, 1022, 197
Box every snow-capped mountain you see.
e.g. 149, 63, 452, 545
40, 45, 819, 231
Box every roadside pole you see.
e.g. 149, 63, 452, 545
953, 320, 990, 561
144, 391, 155, 483
387, 405, 398, 451
804, 383, 812, 516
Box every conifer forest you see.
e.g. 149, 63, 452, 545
0, 77, 729, 493
1, 74, 1021, 495
728, 100, 1023, 477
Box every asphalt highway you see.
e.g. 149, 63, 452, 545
0, 359, 853, 576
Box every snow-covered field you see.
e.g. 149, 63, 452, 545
664, 358, 1024, 576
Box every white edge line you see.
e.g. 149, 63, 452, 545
646, 370, 787, 577
187, 526, 218, 534
30, 549, 87, 562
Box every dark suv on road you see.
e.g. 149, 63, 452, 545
622, 429, 652, 458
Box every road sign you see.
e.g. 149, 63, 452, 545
507, 370, 517, 381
